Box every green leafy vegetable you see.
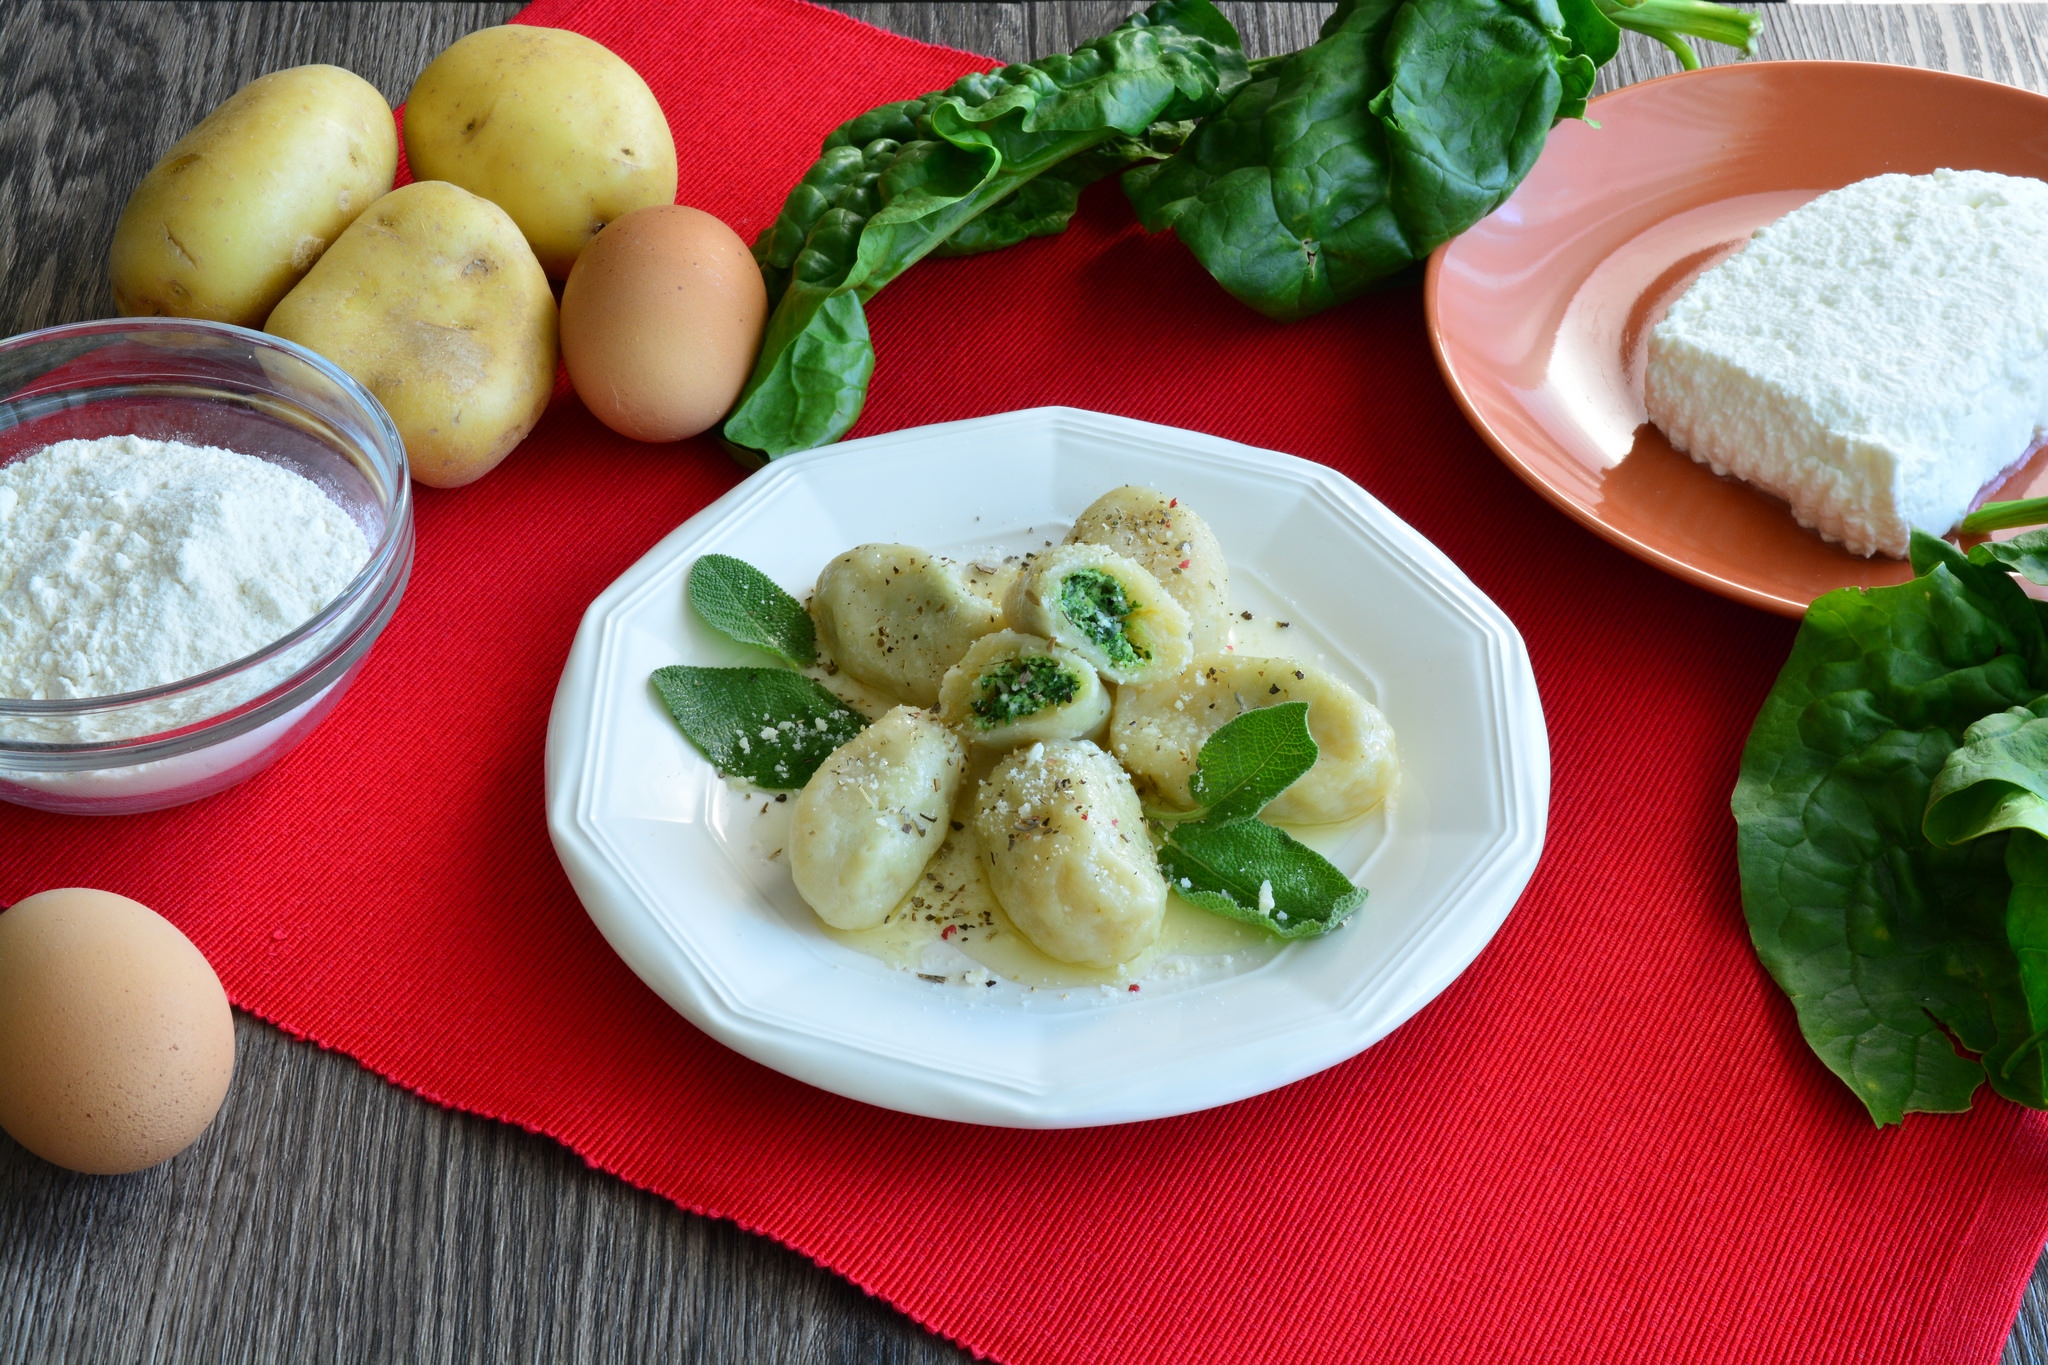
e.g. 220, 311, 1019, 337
650, 664, 866, 790
1734, 528, 2048, 1123
723, 0, 1249, 461
1058, 568, 1145, 668
1160, 818, 1368, 937
1124, 0, 1758, 321
686, 553, 816, 667
1155, 702, 1367, 937
968, 656, 1082, 726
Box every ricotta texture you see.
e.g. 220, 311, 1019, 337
1644, 168, 2048, 558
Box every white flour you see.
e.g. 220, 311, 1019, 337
0, 434, 370, 702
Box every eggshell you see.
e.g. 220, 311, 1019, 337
559, 203, 768, 442
0, 888, 235, 1174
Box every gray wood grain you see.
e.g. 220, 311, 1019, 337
0, 4, 2045, 1363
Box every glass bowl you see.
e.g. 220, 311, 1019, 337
0, 318, 413, 815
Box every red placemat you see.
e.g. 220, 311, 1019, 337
9, 1, 2048, 1360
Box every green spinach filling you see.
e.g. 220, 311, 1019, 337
970, 657, 1081, 727
1056, 569, 1146, 669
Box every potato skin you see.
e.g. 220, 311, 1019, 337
403, 26, 678, 278
109, 65, 398, 327
264, 181, 557, 489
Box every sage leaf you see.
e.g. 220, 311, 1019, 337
650, 665, 866, 790
687, 554, 817, 667
1186, 702, 1318, 823
1159, 817, 1366, 938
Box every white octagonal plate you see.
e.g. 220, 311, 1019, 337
545, 408, 1548, 1127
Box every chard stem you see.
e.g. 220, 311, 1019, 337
1595, 0, 1762, 71
1961, 496, 2048, 536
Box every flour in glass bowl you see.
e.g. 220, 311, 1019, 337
0, 434, 369, 727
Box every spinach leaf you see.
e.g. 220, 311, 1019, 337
1123, 0, 1755, 321
723, 0, 1248, 461
1734, 531, 2048, 1123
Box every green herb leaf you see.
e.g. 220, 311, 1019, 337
650, 665, 866, 789
1159, 817, 1365, 938
687, 554, 817, 667
1970, 527, 2048, 586
1186, 702, 1318, 823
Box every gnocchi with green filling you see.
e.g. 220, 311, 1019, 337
769, 486, 1399, 971
811, 545, 1011, 706
936, 630, 1110, 751
1004, 543, 1193, 686
1065, 485, 1230, 653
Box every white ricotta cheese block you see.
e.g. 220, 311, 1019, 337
1644, 168, 2048, 558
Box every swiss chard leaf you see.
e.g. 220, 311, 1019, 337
1733, 531, 2048, 1123
722, 0, 1248, 461
1159, 818, 1367, 938
650, 664, 866, 790
686, 554, 816, 667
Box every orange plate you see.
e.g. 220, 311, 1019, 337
1425, 61, 2048, 617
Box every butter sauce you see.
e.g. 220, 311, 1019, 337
730, 605, 1394, 997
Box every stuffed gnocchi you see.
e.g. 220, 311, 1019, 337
971, 740, 1167, 968
936, 630, 1111, 751
789, 706, 967, 930
763, 485, 1398, 970
1065, 486, 1231, 653
811, 545, 1010, 706
1004, 543, 1193, 686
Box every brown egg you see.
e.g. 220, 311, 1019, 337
0, 888, 235, 1174
559, 203, 768, 442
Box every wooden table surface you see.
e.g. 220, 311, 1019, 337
4, 3, 2048, 1361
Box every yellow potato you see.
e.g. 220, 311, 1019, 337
264, 181, 557, 489
403, 26, 678, 278
109, 65, 398, 326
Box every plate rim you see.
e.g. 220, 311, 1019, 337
1423, 59, 2048, 617
544, 406, 1550, 1127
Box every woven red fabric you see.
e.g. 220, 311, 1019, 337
7, 1, 2048, 1360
